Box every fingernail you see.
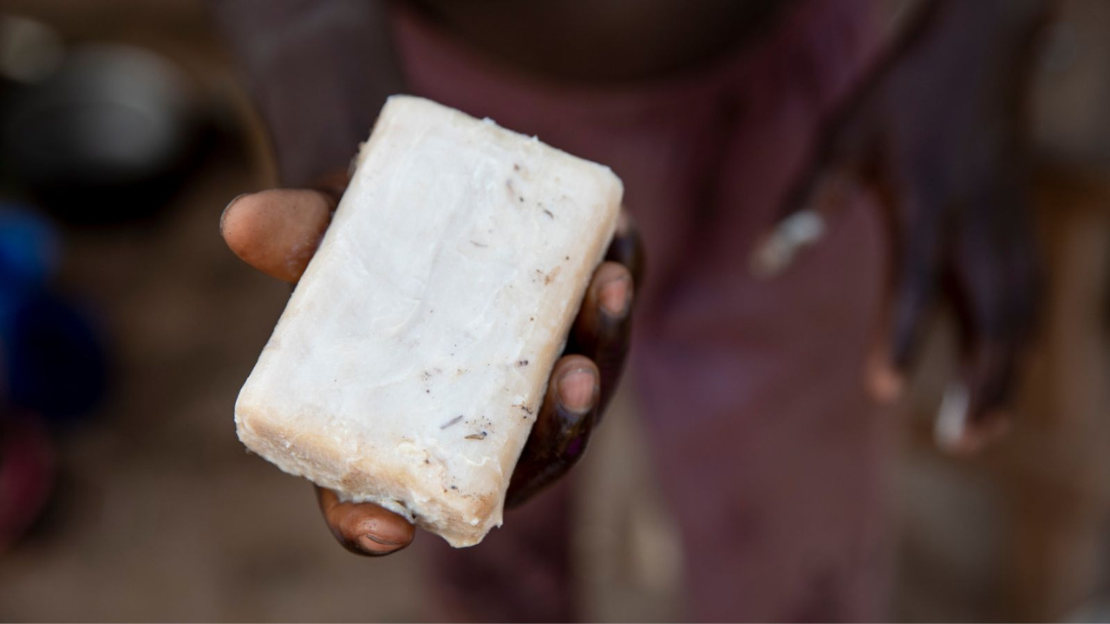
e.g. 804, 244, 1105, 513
599, 274, 632, 318
935, 381, 970, 453
616, 210, 632, 236
358, 533, 403, 554
866, 356, 905, 405
748, 210, 826, 280
220, 192, 250, 233
558, 368, 596, 414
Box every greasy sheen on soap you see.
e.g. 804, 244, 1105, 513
235, 96, 623, 547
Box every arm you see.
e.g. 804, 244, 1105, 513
208, 0, 405, 185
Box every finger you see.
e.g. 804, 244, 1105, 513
220, 189, 336, 283
877, 214, 941, 393
864, 170, 943, 403
951, 276, 1033, 448
315, 486, 415, 556
865, 261, 936, 406
940, 417, 1012, 457
750, 99, 882, 280
569, 262, 633, 416
941, 236, 1036, 453
750, 5, 952, 282
604, 211, 645, 288
750, 174, 846, 279
934, 379, 1013, 456
863, 328, 902, 405
937, 284, 1015, 454
751, 0, 952, 281
505, 355, 599, 508
756, 0, 944, 238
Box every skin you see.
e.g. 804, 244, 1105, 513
221, 177, 643, 555
765, 0, 1049, 451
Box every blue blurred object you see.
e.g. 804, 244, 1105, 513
0, 205, 107, 422
0, 204, 58, 290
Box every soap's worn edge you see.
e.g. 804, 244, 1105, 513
235, 400, 496, 547
234, 95, 624, 548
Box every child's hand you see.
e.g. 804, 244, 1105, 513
755, 0, 1048, 454
220, 174, 641, 556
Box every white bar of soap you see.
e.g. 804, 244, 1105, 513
235, 96, 623, 547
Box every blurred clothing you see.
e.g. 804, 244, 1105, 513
392, 0, 894, 620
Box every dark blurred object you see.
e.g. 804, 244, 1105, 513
0, 16, 207, 223
0, 205, 108, 421
6, 291, 109, 421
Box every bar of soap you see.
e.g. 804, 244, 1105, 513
235, 96, 623, 547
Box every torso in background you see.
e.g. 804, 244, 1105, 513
406, 0, 791, 82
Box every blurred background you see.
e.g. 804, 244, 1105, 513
0, 0, 1107, 621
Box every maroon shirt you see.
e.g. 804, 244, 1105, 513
389, 0, 894, 620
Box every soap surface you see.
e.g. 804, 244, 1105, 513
235, 96, 623, 547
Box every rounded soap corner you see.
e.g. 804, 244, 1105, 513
232, 400, 258, 433
384, 93, 417, 106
